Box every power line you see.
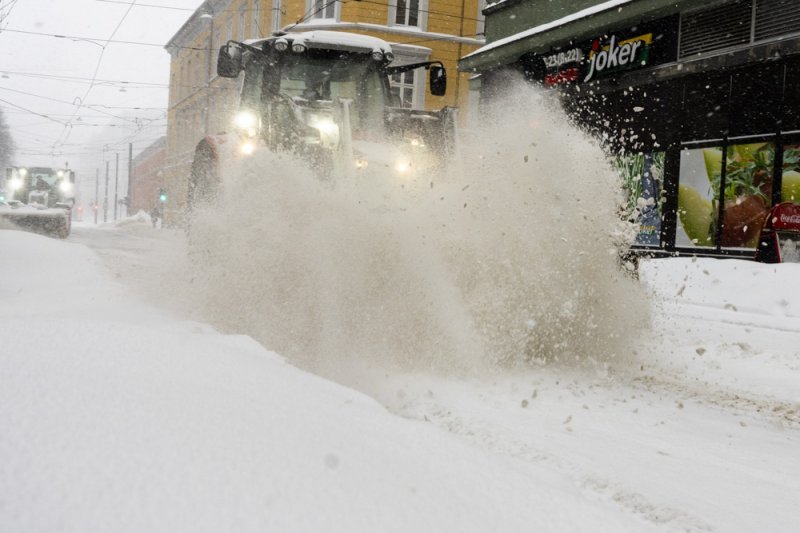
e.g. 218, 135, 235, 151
0, 68, 169, 88
0, 97, 68, 125
96, 0, 192, 11
0, 27, 211, 51
52, 0, 140, 151
0, 86, 144, 123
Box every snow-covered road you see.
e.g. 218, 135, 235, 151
3, 219, 799, 532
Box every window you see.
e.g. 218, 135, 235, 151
390, 0, 427, 29
476, 0, 487, 37
271, 0, 282, 33
178, 63, 184, 99
390, 71, 416, 108
252, 0, 260, 38
388, 45, 430, 109
677, 142, 774, 250
239, 9, 246, 40
309, 0, 337, 21
614, 152, 666, 247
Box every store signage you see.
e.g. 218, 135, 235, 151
542, 47, 583, 86
584, 33, 652, 82
543, 48, 583, 69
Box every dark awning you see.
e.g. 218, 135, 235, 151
459, 0, 689, 72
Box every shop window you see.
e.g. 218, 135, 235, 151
780, 143, 800, 202
614, 152, 666, 246
719, 142, 774, 248
677, 142, 774, 249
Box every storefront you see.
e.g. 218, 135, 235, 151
461, 0, 800, 258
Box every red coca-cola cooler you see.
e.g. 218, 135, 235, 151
755, 202, 800, 263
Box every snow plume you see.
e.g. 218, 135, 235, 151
186, 80, 649, 381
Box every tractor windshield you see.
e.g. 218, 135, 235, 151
241, 49, 387, 134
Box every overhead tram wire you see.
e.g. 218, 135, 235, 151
0, 86, 146, 124
94, 0, 484, 27
0, 69, 170, 89
51, 0, 139, 152
0, 97, 68, 125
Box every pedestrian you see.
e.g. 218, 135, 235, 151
150, 205, 161, 229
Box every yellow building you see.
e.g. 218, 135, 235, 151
163, 0, 486, 220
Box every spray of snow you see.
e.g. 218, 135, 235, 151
185, 81, 650, 382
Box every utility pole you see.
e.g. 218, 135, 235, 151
114, 152, 119, 220
94, 168, 99, 224
127, 142, 133, 215
104, 161, 109, 223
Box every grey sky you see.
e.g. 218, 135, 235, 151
0, 0, 204, 205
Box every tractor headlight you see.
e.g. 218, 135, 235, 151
234, 110, 260, 138
311, 118, 338, 136
309, 116, 339, 148
274, 38, 289, 52
18, 168, 28, 177
8, 177, 22, 191
240, 140, 256, 155
59, 181, 73, 193
394, 159, 411, 174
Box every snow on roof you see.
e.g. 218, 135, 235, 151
463, 0, 634, 60
247, 30, 393, 55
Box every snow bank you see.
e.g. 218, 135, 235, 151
0, 228, 655, 532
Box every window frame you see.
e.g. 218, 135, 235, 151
307, 0, 340, 22
387, 44, 430, 110
388, 0, 428, 31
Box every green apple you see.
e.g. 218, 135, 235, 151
782, 170, 800, 202
734, 143, 766, 162
678, 185, 713, 246
702, 148, 723, 182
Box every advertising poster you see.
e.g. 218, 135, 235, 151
677, 143, 774, 249
780, 144, 800, 202
615, 152, 664, 246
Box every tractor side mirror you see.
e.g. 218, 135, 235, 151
217, 43, 243, 78
429, 65, 447, 96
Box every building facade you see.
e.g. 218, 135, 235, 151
461, 0, 800, 258
163, 0, 486, 223
130, 136, 167, 215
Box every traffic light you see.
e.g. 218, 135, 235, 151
158, 188, 167, 203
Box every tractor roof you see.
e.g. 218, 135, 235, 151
244, 30, 393, 56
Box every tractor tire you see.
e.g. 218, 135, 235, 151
188, 138, 220, 214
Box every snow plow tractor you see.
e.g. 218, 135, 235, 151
0, 166, 74, 238
188, 30, 457, 211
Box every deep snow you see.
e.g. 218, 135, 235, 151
1, 216, 799, 532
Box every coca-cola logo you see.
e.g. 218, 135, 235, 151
779, 213, 800, 224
